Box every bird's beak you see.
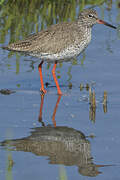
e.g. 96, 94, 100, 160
96, 19, 116, 29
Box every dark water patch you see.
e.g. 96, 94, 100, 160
0, 89, 15, 95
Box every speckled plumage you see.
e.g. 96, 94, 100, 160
3, 9, 98, 62
2, 9, 116, 94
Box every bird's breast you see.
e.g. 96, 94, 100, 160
29, 28, 92, 62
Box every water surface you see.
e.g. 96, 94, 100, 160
0, 0, 120, 179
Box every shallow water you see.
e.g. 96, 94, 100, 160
0, 0, 120, 179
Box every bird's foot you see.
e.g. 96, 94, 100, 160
57, 90, 63, 96
40, 88, 47, 94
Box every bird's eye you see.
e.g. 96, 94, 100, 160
88, 14, 93, 18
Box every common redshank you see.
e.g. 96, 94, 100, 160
3, 9, 116, 95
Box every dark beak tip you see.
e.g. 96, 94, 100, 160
97, 19, 117, 29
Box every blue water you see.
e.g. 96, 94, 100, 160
0, 1, 120, 180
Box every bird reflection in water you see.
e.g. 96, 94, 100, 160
38, 94, 62, 127
0, 94, 110, 177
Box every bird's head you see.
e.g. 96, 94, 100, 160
78, 9, 116, 29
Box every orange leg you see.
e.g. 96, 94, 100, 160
52, 95, 62, 127
52, 62, 62, 95
38, 61, 47, 94
38, 94, 45, 126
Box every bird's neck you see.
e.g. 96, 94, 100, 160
77, 19, 92, 29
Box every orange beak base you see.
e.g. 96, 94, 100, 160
97, 19, 116, 29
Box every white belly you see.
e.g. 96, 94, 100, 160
29, 28, 91, 62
